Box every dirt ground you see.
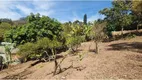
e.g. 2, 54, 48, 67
0, 36, 142, 79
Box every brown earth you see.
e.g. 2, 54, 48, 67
0, 36, 142, 79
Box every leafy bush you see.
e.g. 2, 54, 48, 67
62, 22, 86, 52
18, 37, 63, 61
4, 13, 62, 45
125, 33, 136, 39
0, 22, 11, 41
18, 42, 38, 61
66, 36, 85, 50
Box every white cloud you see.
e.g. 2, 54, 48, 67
71, 12, 105, 23
60, 20, 67, 23
16, 5, 33, 15
88, 13, 105, 22
0, 11, 22, 20
0, 0, 55, 20
0, 1, 22, 20
71, 12, 82, 22
32, 1, 55, 10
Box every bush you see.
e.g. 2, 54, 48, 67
125, 33, 136, 39
4, 13, 62, 45
18, 37, 64, 61
18, 42, 38, 61
0, 22, 11, 41
66, 35, 85, 52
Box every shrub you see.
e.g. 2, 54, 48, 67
18, 42, 38, 61
4, 13, 62, 45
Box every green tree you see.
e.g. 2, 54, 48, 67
83, 14, 87, 25
18, 37, 63, 75
89, 21, 107, 54
132, 0, 142, 14
4, 13, 62, 45
62, 22, 85, 52
0, 22, 11, 41
83, 25, 92, 41
132, 0, 142, 30
99, 0, 132, 36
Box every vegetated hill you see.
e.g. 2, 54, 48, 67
0, 36, 142, 79
13, 20, 26, 26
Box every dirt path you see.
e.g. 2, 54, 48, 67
0, 36, 142, 79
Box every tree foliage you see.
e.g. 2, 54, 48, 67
132, 0, 142, 14
0, 18, 13, 25
18, 37, 62, 61
0, 22, 11, 41
62, 21, 85, 52
132, 0, 142, 29
83, 14, 87, 25
89, 21, 107, 53
4, 13, 62, 45
99, 0, 132, 36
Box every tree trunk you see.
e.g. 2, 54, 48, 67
53, 58, 58, 75
89, 43, 91, 51
95, 41, 99, 54
0, 56, 3, 70
137, 26, 139, 31
9, 52, 12, 63
71, 47, 75, 52
121, 26, 124, 37
52, 48, 58, 75
52, 48, 62, 75
137, 22, 140, 32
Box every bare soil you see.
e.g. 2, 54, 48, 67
0, 36, 142, 79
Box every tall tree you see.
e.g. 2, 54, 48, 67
89, 21, 106, 54
132, 0, 142, 30
83, 14, 87, 25
132, 0, 142, 14
99, 0, 132, 36
4, 13, 62, 45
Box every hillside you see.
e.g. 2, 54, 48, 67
0, 36, 142, 79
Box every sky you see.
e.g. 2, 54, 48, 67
0, 0, 112, 23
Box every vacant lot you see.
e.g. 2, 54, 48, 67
0, 36, 142, 79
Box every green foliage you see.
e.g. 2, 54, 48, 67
0, 22, 11, 41
99, 0, 133, 36
36, 37, 51, 50
125, 34, 136, 39
83, 25, 93, 40
4, 13, 62, 45
132, 1, 142, 30
18, 42, 38, 60
18, 37, 62, 61
62, 22, 86, 51
83, 14, 87, 25
0, 18, 13, 25
89, 21, 107, 42
132, 0, 142, 14
88, 21, 107, 54
66, 36, 85, 48
5, 45, 12, 62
